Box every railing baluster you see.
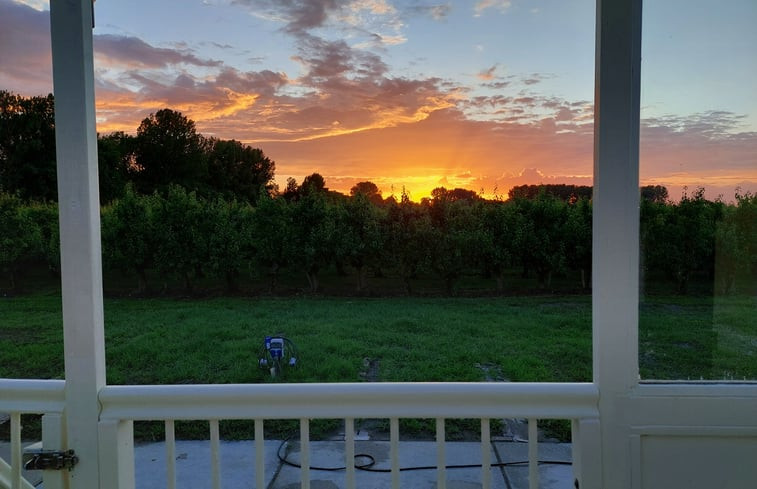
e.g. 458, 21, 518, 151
255, 419, 265, 489
165, 420, 176, 489
481, 418, 491, 489
344, 418, 356, 489
390, 417, 400, 489
11, 412, 21, 489
300, 418, 310, 489
528, 418, 539, 489
436, 417, 446, 489
210, 419, 220, 489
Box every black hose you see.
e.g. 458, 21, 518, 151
275, 437, 571, 472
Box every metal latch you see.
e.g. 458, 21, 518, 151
23, 449, 79, 471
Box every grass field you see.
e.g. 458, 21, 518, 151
2, 292, 754, 383
2, 292, 754, 440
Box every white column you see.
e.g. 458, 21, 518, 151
49, 1, 106, 487
593, 0, 643, 488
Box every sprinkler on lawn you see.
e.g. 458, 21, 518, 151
258, 335, 298, 378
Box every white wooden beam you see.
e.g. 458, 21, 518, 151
49, 1, 106, 487
593, 0, 643, 487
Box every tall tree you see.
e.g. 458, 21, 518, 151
350, 181, 383, 205
0, 193, 40, 290
288, 190, 335, 293
513, 193, 568, 288
251, 196, 293, 292
101, 185, 156, 293
205, 138, 275, 203
382, 190, 434, 295
301, 173, 326, 195
133, 109, 206, 195
335, 192, 385, 292
0, 91, 57, 200
641, 185, 669, 204
476, 200, 517, 292
97, 131, 135, 204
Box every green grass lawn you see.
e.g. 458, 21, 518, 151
1, 294, 593, 384
3, 292, 754, 383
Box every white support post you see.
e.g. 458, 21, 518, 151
572, 417, 602, 489
97, 420, 134, 489
49, 1, 106, 488
41, 413, 68, 489
593, 0, 643, 487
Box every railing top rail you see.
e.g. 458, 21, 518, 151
99, 382, 599, 421
0, 379, 66, 414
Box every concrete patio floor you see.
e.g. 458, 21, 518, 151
4, 439, 573, 488
132, 439, 573, 489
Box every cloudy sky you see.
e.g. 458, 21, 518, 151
1, 0, 755, 200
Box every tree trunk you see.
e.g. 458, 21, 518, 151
268, 264, 279, 294
136, 267, 148, 293
225, 270, 239, 293
9, 268, 17, 291
580, 269, 587, 290
355, 265, 367, 292
402, 275, 413, 296
305, 269, 319, 293
183, 270, 193, 293
445, 276, 455, 296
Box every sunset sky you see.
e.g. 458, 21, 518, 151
1, 0, 755, 200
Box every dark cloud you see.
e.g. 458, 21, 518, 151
0, 0, 53, 94
295, 34, 387, 81
405, 3, 452, 20
95, 34, 223, 69
521, 73, 553, 85
232, 0, 340, 36
483, 81, 511, 89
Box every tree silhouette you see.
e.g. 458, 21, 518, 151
0, 91, 57, 200
350, 181, 383, 205
133, 109, 206, 195
205, 138, 275, 204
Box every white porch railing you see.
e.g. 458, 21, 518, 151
2, 380, 600, 489
0, 379, 65, 489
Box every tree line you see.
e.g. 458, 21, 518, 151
2, 183, 755, 296
2, 91, 755, 296
1, 91, 275, 204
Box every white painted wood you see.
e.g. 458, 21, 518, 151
300, 418, 310, 489
49, 1, 106, 487
481, 418, 491, 489
528, 418, 538, 489
98, 383, 598, 420
0, 457, 35, 489
165, 420, 176, 489
97, 420, 134, 489
344, 418, 355, 489
436, 418, 446, 489
593, 0, 642, 487
41, 413, 68, 489
390, 418, 399, 489
593, 1, 757, 488
254, 419, 264, 489
574, 417, 602, 489
0, 380, 65, 413
209, 420, 220, 489
10, 413, 21, 489
0, 420, 34, 489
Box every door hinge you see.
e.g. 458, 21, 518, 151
23, 449, 79, 471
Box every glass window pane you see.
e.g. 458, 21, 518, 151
639, 0, 757, 381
